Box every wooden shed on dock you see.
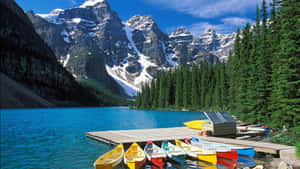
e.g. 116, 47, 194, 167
201, 112, 236, 136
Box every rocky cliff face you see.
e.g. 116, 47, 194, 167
0, 0, 100, 108
27, 0, 235, 96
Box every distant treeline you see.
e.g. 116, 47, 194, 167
136, 0, 299, 129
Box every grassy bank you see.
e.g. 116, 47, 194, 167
268, 126, 300, 146
79, 79, 132, 106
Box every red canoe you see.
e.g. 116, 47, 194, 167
144, 141, 167, 169
218, 157, 238, 169
217, 150, 238, 161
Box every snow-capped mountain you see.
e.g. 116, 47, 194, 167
26, 0, 235, 97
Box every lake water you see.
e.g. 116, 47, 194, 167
1, 107, 210, 169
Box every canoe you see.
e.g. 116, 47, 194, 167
217, 157, 238, 169
186, 159, 217, 169
237, 155, 255, 168
175, 139, 217, 165
124, 142, 146, 169
190, 137, 238, 161
161, 140, 185, 165
184, 120, 210, 130
191, 137, 255, 158
144, 141, 167, 169
94, 144, 124, 169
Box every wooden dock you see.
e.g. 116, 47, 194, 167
86, 127, 294, 156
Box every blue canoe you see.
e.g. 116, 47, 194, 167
237, 155, 256, 168
190, 137, 255, 158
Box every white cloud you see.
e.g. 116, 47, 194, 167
187, 17, 253, 35
145, 0, 271, 18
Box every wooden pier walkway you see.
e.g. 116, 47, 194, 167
86, 127, 294, 155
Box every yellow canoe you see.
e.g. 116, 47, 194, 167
94, 144, 124, 169
124, 142, 146, 169
175, 139, 217, 165
184, 120, 210, 130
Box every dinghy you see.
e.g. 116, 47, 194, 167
144, 141, 167, 169
124, 143, 146, 169
190, 137, 238, 161
175, 139, 217, 165
94, 144, 124, 169
190, 137, 255, 158
161, 140, 185, 165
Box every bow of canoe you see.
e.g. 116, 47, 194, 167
94, 144, 124, 169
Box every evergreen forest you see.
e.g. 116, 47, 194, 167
135, 0, 300, 144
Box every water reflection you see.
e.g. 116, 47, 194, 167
237, 155, 255, 168
111, 155, 255, 169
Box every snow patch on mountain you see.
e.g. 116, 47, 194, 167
59, 51, 70, 67
72, 18, 81, 24
79, 0, 105, 8
37, 8, 63, 24
61, 30, 71, 43
105, 65, 138, 96
166, 53, 178, 67
123, 25, 154, 86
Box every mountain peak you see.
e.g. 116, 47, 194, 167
79, 0, 106, 8
170, 26, 192, 37
204, 26, 215, 34
126, 14, 155, 31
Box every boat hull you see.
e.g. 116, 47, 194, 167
184, 120, 210, 130
216, 150, 238, 161
236, 148, 255, 158
171, 154, 185, 164
217, 157, 238, 169
126, 158, 145, 169
237, 155, 255, 168
151, 157, 163, 169
197, 154, 217, 165
94, 144, 123, 169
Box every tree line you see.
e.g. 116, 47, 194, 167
135, 0, 299, 129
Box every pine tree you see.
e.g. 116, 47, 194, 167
183, 64, 191, 108
152, 75, 160, 108
271, 0, 300, 128
191, 64, 199, 107
229, 28, 241, 113
236, 23, 252, 121
158, 73, 166, 108
255, 0, 272, 123
149, 79, 156, 108
175, 68, 183, 108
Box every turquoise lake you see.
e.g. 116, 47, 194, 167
1, 107, 210, 169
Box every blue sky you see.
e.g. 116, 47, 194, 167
16, 0, 270, 35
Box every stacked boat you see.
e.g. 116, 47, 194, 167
93, 138, 255, 169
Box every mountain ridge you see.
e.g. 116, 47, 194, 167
26, 0, 235, 96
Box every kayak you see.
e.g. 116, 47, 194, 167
94, 144, 124, 169
184, 120, 210, 130
124, 142, 146, 169
175, 139, 217, 165
190, 137, 255, 158
144, 141, 167, 169
161, 140, 185, 165
190, 137, 238, 161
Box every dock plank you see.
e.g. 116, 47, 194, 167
86, 127, 294, 155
